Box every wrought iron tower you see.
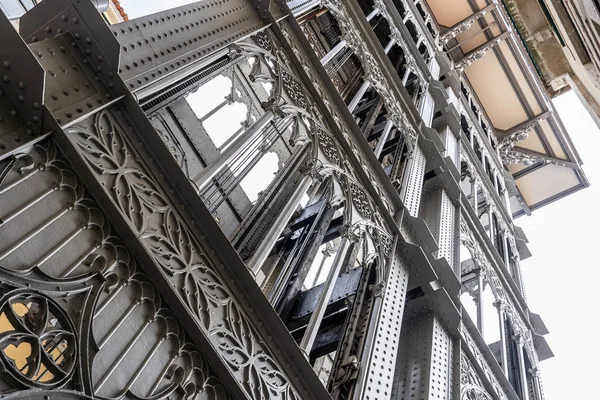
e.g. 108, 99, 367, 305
0, 0, 586, 399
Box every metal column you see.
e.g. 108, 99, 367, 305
495, 300, 509, 377
477, 272, 484, 336
348, 80, 372, 112
299, 231, 354, 354
321, 40, 348, 66
192, 110, 275, 190
248, 173, 314, 274
517, 338, 531, 400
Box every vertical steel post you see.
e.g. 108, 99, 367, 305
312, 245, 334, 287
366, 8, 380, 22
477, 271, 484, 337
248, 172, 314, 274
531, 367, 543, 400
321, 40, 348, 66
502, 233, 511, 268
192, 110, 275, 190
488, 207, 494, 242
495, 300, 509, 377
374, 121, 394, 158
402, 69, 411, 86
348, 80, 371, 112
470, 178, 478, 215
384, 38, 397, 54
299, 230, 354, 355
517, 338, 531, 400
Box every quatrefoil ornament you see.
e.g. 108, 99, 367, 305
0, 290, 77, 389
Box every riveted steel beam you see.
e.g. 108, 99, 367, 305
9, 1, 332, 398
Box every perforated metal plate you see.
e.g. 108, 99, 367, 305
429, 316, 452, 399
438, 189, 455, 265
420, 187, 456, 266
404, 145, 426, 217
361, 255, 409, 400
392, 312, 453, 400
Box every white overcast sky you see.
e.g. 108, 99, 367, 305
519, 90, 599, 400
124, 2, 599, 398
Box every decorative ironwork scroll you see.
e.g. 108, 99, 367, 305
0, 141, 229, 399
65, 107, 303, 399
460, 350, 495, 400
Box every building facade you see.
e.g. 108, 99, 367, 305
0, 0, 586, 400
504, 0, 600, 128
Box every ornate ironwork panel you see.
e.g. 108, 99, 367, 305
0, 141, 229, 399
63, 105, 306, 399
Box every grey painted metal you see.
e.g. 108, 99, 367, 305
439, 3, 496, 46
232, 142, 308, 265
448, 23, 498, 53
420, 187, 456, 266
488, 206, 494, 242
0, 132, 235, 399
312, 245, 333, 286
287, 0, 321, 16
0, 2, 337, 399
347, 80, 371, 113
0, 6, 45, 159
366, 8, 379, 22
355, 234, 410, 400
461, 315, 520, 400
112, 0, 265, 95
275, 2, 412, 229
151, 99, 254, 234
374, 120, 394, 158
477, 272, 485, 337
321, 40, 348, 66
502, 234, 511, 268
290, 266, 363, 321
401, 144, 426, 216
299, 232, 353, 354
461, 131, 514, 238
192, 110, 274, 190
374, 0, 434, 81
276, 199, 337, 318
461, 201, 531, 335
393, 310, 453, 400
249, 172, 313, 274
496, 301, 509, 377
0, 0, 555, 398
517, 340, 530, 400
455, 31, 511, 71
383, 38, 396, 54
531, 368, 543, 400
508, 147, 580, 169
136, 47, 232, 104
90, 0, 109, 13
